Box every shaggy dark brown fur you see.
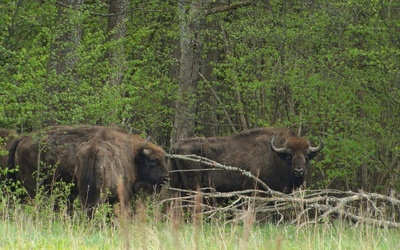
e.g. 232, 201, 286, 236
169, 127, 323, 194
8, 125, 169, 215
76, 128, 169, 217
6, 126, 128, 208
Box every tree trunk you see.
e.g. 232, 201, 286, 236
107, 0, 128, 85
50, 0, 82, 79
171, 0, 205, 144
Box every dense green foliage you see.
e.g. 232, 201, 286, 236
0, 0, 399, 192
0, 0, 177, 137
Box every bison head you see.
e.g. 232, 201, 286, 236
270, 136, 323, 180
135, 147, 170, 188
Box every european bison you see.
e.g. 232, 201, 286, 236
0, 128, 18, 180
7, 125, 108, 200
169, 128, 323, 194
76, 128, 169, 216
7, 125, 169, 214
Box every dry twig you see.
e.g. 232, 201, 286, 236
163, 154, 400, 228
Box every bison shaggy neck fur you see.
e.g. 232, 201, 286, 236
169, 127, 323, 194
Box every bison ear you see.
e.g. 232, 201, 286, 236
307, 151, 318, 160
141, 148, 152, 157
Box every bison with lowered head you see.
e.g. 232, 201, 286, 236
76, 128, 169, 217
169, 127, 323, 194
7, 125, 169, 215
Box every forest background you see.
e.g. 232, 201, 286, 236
0, 0, 399, 194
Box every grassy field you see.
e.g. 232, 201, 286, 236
0, 199, 399, 250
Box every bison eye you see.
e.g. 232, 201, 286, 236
277, 152, 290, 160
148, 158, 158, 167
307, 152, 318, 160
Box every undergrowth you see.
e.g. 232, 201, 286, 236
0, 184, 399, 250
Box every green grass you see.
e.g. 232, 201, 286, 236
0, 204, 399, 250
0, 184, 398, 250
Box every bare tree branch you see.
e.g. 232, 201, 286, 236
161, 154, 400, 228
167, 153, 275, 193
198, 72, 237, 133
160, 187, 400, 228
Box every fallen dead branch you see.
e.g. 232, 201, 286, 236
160, 187, 400, 228
160, 154, 400, 228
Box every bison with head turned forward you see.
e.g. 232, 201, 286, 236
169, 128, 323, 194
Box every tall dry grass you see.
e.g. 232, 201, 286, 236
0, 186, 399, 249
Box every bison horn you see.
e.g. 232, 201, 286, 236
309, 136, 324, 153
142, 148, 151, 156
270, 137, 287, 153
140, 136, 151, 149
